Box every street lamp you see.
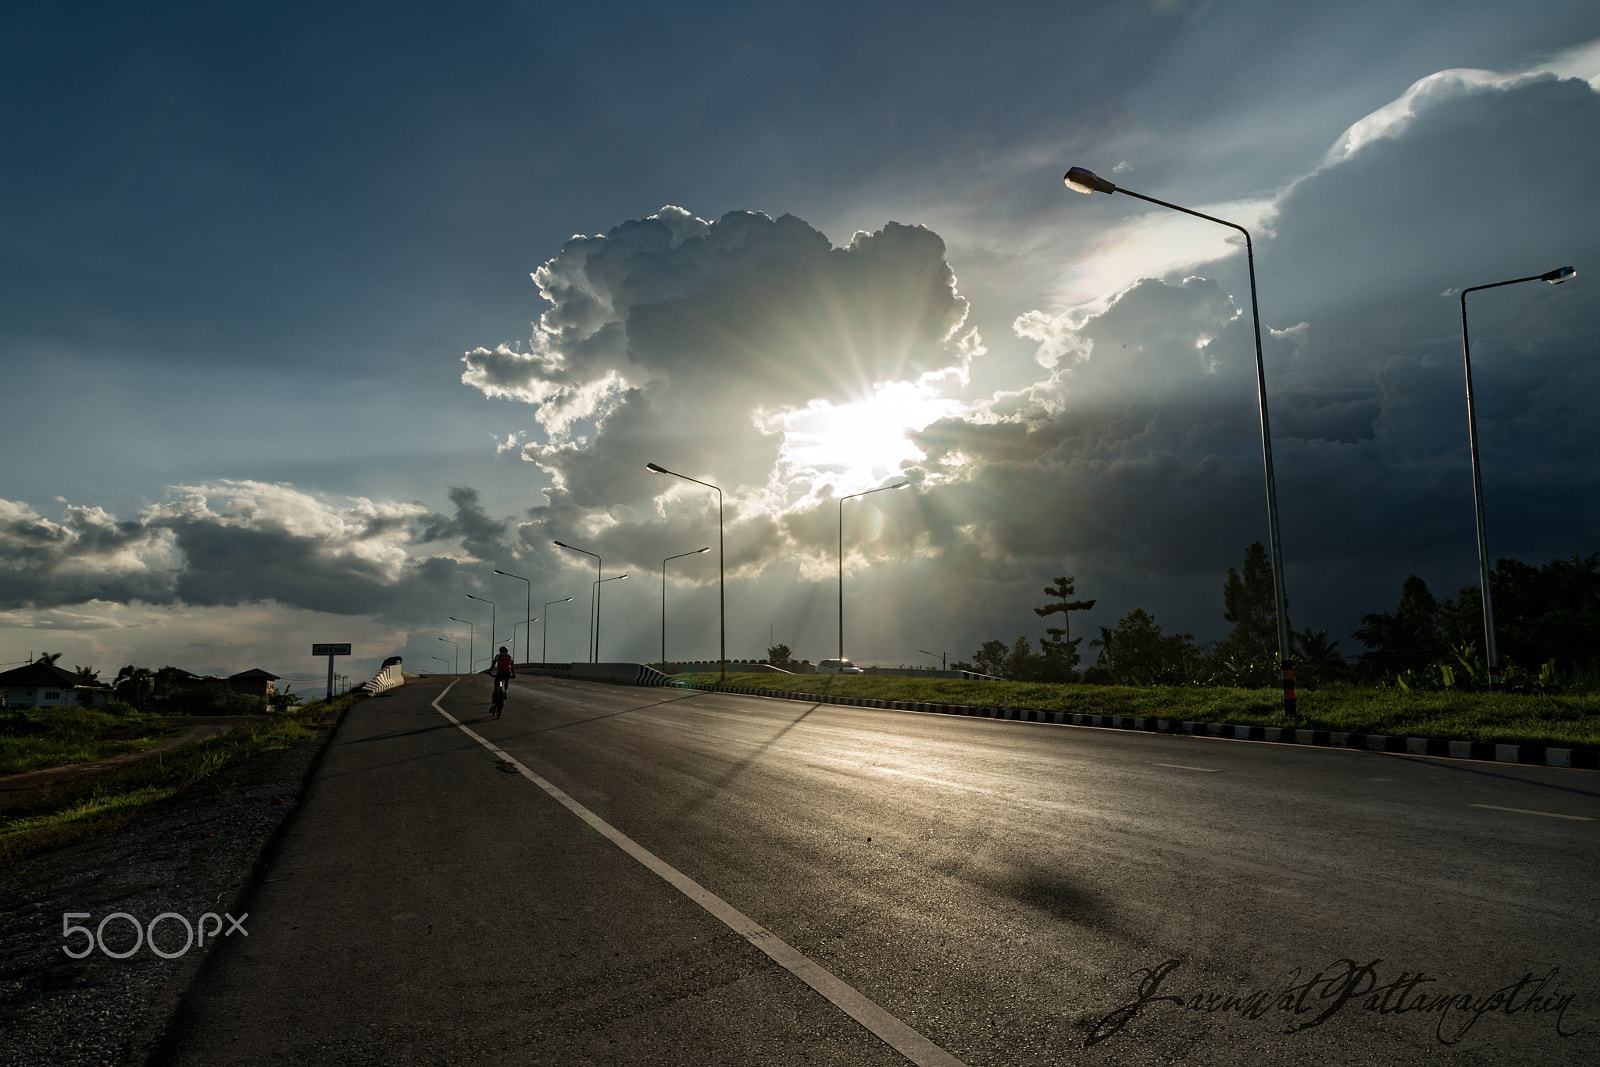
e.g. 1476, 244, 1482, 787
839, 480, 911, 669
592, 574, 628, 660
647, 463, 727, 680
553, 541, 600, 662
446, 618, 472, 674
1459, 264, 1576, 688
662, 547, 711, 666
494, 568, 533, 665
431, 655, 449, 674
466, 595, 496, 668
509, 617, 537, 662
918, 649, 948, 670
1065, 165, 1297, 719
543, 597, 574, 663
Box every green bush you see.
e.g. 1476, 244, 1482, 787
162, 682, 233, 715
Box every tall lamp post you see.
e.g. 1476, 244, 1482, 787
430, 656, 449, 674
466, 595, 496, 667
447, 617, 473, 674
553, 542, 600, 662
543, 597, 574, 663
437, 636, 458, 673
662, 547, 711, 666
494, 568, 533, 665
647, 463, 727, 680
592, 574, 628, 660
1459, 265, 1576, 688
918, 649, 948, 670
1065, 165, 1297, 719
509, 618, 537, 662
838, 480, 911, 668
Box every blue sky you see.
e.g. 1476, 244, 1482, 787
4, 1, 1599, 688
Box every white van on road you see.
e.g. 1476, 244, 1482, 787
814, 658, 863, 675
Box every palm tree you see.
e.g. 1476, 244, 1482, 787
36, 651, 62, 665
73, 664, 100, 685
113, 665, 155, 706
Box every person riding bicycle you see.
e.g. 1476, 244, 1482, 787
492, 647, 515, 698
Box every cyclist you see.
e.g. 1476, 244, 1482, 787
491, 646, 515, 716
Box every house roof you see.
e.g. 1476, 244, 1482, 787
228, 668, 280, 681
0, 662, 87, 688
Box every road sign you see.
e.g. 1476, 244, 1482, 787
312, 644, 351, 698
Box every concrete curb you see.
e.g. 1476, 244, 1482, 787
670, 682, 1600, 770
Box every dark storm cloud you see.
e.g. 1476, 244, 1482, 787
911, 71, 1600, 634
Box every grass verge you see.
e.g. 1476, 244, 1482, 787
0, 694, 358, 868
672, 673, 1600, 749
0, 705, 186, 776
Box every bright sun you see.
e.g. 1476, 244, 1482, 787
770, 380, 961, 493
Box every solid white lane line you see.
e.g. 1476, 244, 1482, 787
1471, 804, 1594, 821
431, 683, 966, 1067
1153, 763, 1221, 773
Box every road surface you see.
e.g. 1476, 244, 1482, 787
154, 674, 1600, 1065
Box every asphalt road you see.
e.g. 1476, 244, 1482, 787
154, 674, 1600, 1065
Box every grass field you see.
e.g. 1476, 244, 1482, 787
0, 704, 184, 776
0, 695, 357, 867
671, 673, 1600, 749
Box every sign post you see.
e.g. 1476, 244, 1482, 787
311, 643, 352, 700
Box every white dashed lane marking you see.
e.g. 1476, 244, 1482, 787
1471, 804, 1594, 822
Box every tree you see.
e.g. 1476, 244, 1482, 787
1033, 575, 1096, 676
113, 665, 155, 707
35, 651, 62, 665
73, 664, 100, 685
972, 640, 1009, 678
1221, 542, 1279, 664
1292, 628, 1346, 687
1003, 636, 1045, 681
1092, 608, 1197, 685
1490, 553, 1600, 671
1353, 575, 1447, 678
766, 644, 794, 670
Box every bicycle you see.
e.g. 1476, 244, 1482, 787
491, 676, 508, 718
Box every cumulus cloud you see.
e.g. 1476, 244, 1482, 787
463, 207, 974, 509
0, 481, 525, 619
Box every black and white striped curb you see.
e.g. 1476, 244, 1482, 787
671, 682, 1599, 770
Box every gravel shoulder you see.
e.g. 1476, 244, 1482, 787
0, 707, 347, 1067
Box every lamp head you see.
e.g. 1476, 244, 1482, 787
697, 546, 710, 553
889, 480, 911, 489
1542, 265, 1577, 284
1064, 167, 1117, 195
552, 540, 568, 548
646, 463, 667, 473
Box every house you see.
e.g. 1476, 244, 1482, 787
226, 668, 279, 700
0, 662, 113, 708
